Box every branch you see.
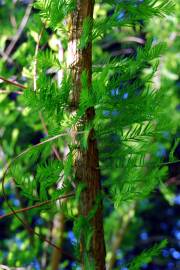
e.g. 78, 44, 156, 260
0, 76, 27, 89
0, 192, 74, 220
33, 27, 44, 92
3, 1, 33, 60
0, 50, 14, 65
121, 36, 145, 45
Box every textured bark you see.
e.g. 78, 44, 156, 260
67, 1, 106, 269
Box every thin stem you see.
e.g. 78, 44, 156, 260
3, 1, 33, 60
0, 76, 27, 89
33, 27, 44, 92
0, 192, 74, 220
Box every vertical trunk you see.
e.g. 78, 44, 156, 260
67, 1, 106, 269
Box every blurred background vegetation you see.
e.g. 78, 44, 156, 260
0, 0, 179, 269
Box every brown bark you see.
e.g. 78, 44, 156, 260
67, 1, 106, 269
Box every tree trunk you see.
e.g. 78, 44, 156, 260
67, 1, 106, 269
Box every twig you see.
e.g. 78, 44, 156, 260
0, 50, 14, 65
0, 76, 26, 89
3, 1, 33, 60
33, 27, 44, 92
3, 130, 85, 171
0, 192, 74, 220
101, 36, 145, 51
121, 36, 145, 45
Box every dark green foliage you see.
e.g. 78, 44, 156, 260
128, 239, 168, 270
34, 0, 76, 30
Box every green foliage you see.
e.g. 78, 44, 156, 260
34, 0, 76, 30
93, 0, 174, 40
36, 160, 63, 200
128, 239, 168, 270
79, 17, 93, 49
37, 49, 61, 70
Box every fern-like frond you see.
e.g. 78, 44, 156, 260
128, 239, 168, 270
34, 0, 76, 30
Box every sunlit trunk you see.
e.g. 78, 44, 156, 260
67, 1, 106, 269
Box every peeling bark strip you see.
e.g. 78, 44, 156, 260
67, 1, 106, 269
